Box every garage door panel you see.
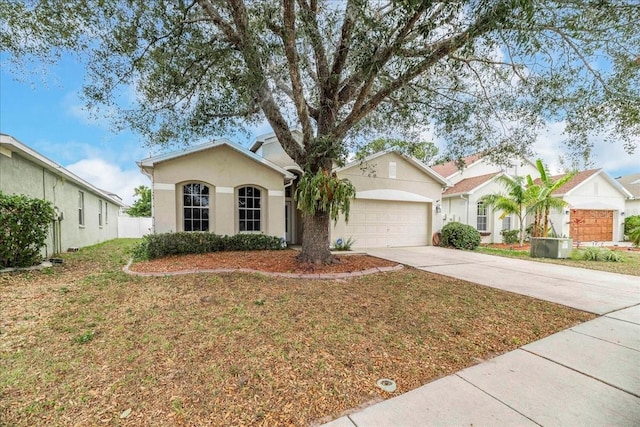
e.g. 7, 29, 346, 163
337, 199, 430, 248
570, 209, 613, 242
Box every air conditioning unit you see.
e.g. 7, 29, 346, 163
530, 238, 573, 259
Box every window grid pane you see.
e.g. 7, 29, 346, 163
238, 186, 262, 232
477, 202, 487, 231
183, 184, 210, 232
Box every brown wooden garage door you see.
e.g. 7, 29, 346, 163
569, 209, 613, 242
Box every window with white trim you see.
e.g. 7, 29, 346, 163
98, 200, 103, 227
78, 191, 85, 226
501, 216, 511, 231
183, 183, 210, 231
477, 201, 487, 231
238, 186, 261, 232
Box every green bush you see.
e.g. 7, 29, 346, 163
0, 192, 55, 268
133, 232, 285, 260
440, 222, 481, 250
332, 237, 355, 251
624, 215, 640, 237
580, 247, 622, 262
500, 229, 519, 245
629, 225, 640, 247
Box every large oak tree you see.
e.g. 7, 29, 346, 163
2, 0, 638, 263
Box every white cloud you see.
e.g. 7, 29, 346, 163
66, 158, 149, 206
532, 121, 639, 177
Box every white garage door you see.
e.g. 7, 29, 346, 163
339, 199, 429, 248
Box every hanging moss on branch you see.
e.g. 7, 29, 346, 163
295, 169, 356, 224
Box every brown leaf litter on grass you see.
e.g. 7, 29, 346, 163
129, 249, 399, 274
1, 240, 596, 426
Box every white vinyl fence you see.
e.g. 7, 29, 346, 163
118, 216, 152, 238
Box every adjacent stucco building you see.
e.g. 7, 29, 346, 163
0, 134, 124, 256
432, 155, 540, 243
545, 169, 632, 243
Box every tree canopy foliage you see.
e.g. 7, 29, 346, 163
125, 185, 152, 217
2, 0, 638, 262
356, 138, 439, 164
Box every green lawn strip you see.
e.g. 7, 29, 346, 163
1, 239, 595, 426
476, 246, 640, 276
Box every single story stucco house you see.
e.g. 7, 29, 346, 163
138, 132, 450, 248
0, 134, 124, 256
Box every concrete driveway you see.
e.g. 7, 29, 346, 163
365, 246, 640, 314
323, 246, 640, 426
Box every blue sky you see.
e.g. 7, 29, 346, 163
1, 54, 638, 205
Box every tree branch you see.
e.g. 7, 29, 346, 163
282, 0, 314, 143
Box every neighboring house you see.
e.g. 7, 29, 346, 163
139, 132, 450, 248
616, 173, 640, 218
0, 134, 124, 256
432, 154, 540, 243
543, 169, 632, 243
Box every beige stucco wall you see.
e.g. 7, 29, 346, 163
332, 152, 444, 246
257, 135, 299, 170
150, 145, 286, 238
0, 149, 120, 256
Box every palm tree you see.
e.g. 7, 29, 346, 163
526, 160, 575, 238
480, 175, 532, 246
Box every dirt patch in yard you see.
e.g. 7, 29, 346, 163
129, 249, 399, 274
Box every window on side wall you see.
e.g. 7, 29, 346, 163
98, 200, 103, 227
78, 191, 85, 226
183, 183, 210, 231
501, 216, 511, 231
238, 186, 262, 232
476, 201, 487, 231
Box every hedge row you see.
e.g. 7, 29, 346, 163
132, 232, 285, 260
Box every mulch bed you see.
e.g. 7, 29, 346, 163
130, 249, 399, 274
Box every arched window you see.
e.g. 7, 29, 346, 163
183, 183, 209, 231
238, 186, 261, 232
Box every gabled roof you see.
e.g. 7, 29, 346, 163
542, 168, 632, 198
616, 173, 640, 198
442, 172, 502, 197
431, 153, 483, 178
0, 133, 125, 206
335, 149, 451, 186
137, 138, 295, 179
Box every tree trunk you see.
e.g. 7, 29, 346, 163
298, 211, 334, 264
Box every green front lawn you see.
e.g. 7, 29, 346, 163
1, 239, 594, 426
476, 245, 640, 276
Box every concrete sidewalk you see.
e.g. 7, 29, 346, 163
323, 247, 640, 426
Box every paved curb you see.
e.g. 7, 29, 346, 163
122, 258, 403, 279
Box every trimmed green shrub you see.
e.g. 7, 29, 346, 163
440, 222, 481, 250
624, 215, 640, 237
132, 232, 284, 260
580, 247, 622, 262
0, 192, 55, 268
500, 229, 519, 245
